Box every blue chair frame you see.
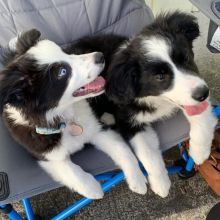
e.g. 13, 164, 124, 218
1, 105, 220, 220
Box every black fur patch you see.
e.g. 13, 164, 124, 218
16, 29, 41, 55
0, 57, 71, 116
3, 111, 61, 160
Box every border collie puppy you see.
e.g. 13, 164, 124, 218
0, 30, 147, 199
72, 12, 218, 197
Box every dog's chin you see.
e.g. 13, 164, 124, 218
166, 99, 210, 116
180, 100, 209, 116
154, 95, 210, 116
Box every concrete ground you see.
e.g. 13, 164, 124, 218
1, 11, 220, 220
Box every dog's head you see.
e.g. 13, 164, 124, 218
106, 12, 209, 110
0, 29, 105, 117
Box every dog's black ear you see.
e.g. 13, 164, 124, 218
155, 11, 200, 43
168, 12, 199, 42
106, 54, 138, 105
16, 29, 41, 54
0, 70, 27, 113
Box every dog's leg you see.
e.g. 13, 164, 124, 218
184, 104, 217, 165
130, 126, 171, 198
92, 129, 147, 195
39, 158, 103, 199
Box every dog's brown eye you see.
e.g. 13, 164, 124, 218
155, 73, 165, 81
57, 68, 67, 79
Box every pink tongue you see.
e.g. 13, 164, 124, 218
84, 76, 105, 90
73, 76, 105, 97
183, 101, 209, 116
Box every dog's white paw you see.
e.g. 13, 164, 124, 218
189, 144, 211, 165
127, 170, 147, 195
75, 173, 104, 199
148, 173, 171, 198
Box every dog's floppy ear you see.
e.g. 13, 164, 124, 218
106, 53, 138, 105
0, 70, 28, 113
168, 11, 199, 42
16, 29, 41, 54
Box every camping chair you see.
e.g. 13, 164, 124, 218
0, 0, 219, 219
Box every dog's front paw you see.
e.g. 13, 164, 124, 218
127, 169, 147, 195
76, 173, 104, 199
189, 144, 211, 165
148, 173, 171, 198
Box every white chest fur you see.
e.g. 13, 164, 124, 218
43, 100, 102, 160
134, 97, 178, 124
58, 100, 102, 154
67, 100, 101, 139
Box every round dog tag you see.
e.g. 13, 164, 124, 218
69, 123, 83, 136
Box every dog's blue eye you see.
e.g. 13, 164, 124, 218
58, 68, 67, 79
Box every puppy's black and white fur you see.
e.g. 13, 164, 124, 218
0, 12, 217, 199
0, 30, 147, 199
72, 12, 217, 197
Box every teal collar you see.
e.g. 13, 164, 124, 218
36, 122, 66, 135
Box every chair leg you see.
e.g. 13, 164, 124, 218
213, 105, 220, 116
177, 142, 196, 179
167, 166, 182, 174
51, 171, 125, 220
177, 143, 188, 162
185, 157, 195, 171
22, 199, 34, 220
0, 204, 23, 220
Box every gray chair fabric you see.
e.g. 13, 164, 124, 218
0, 0, 153, 46
190, 0, 220, 26
0, 0, 190, 205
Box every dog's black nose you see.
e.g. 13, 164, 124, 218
95, 52, 105, 64
192, 86, 209, 102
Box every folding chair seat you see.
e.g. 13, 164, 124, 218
0, 111, 190, 207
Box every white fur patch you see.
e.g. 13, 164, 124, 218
8, 36, 19, 51
27, 40, 70, 64
134, 96, 177, 124
130, 127, 171, 198
92, 129, 147, 194
162, 70, 207, 106
39, 159, 104, 199
184, 103, 218, 164
100, 112, 116, 125
5, 104, 29, 126
44, 100, 102, 160
142, 37, 171, 62
119, 41, 129, 50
